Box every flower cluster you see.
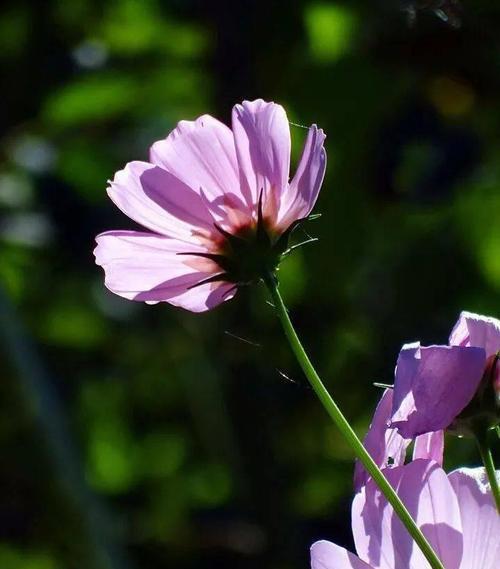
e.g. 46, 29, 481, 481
314, 311, 500, 569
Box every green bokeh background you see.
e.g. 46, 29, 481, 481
0, 1, 499, 568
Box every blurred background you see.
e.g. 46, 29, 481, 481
0, 1, 499, 568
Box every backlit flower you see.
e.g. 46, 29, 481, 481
390, 311, 500, 438
353, 389, 443, 491
94, 99, 326, 312
312, 460, 500, 569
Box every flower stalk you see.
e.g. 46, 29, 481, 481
475, 428, 500, 514
265, 274, 446, 569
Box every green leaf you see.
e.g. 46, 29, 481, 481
42, 73, 138, 128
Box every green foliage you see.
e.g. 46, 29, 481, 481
87, 419, 138, 492
454, 161, 500, 291
100, 0, 208, 57
139, 430, 188, 478
305, 3, 358, 62
0, 546, 59, 569
43, 74, 139, 127
0, 7, 29, 58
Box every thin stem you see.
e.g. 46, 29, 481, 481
475, 430, 500, 514
265, 276, 445, 569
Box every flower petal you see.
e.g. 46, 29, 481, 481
449, 311, 500, 358
412, 431, 444, 466
352, 460, 463, 569
390, 343, 486, 438
448, 468, 500, 569
167, 280, 236, 313
149, 115, 244, 213
277, 124, 326, 229
311, 540, 374, 569
232, 99, 291, 212
107, 161, 215, 241
354, 390, 410, 492
94, 230, 233, 311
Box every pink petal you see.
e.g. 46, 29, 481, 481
412, 431, 444, 466
107, 161, 215, 241
390, 342, 486, 438
231, 99, 291, 213
149, 115, 246, 220
311, 540, 374, 569
277, 124, 326, 230
449, 311, 500, 358
449, 468, 500, 569
167, 280, 236, 313
94, 230, 233, 311
352, 460, 463, 569
354, 390, 410, 492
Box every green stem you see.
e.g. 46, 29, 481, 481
265, 276, 445, 569
475, 430, 500, 514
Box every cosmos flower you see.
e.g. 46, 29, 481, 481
390, 311, 500, 438
312, 460, 500, 569
94, 99, 326, 312
353, 389, 443, 492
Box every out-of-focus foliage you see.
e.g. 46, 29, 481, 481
0, 1, 499, 568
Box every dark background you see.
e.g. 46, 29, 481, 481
0, 1, 499, 568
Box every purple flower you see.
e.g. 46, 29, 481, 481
390, 312, 500, 438
312, 460, 500, 569
94, 99, 326, 312
353, 389, 443, 492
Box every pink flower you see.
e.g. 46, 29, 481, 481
353, 389, 444, 492
94, 99, 326, 312
312, 460, 500, 569
390, 311, 500, 438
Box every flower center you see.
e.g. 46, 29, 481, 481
179, 193, 312, 290
211, 219, 283, 285
179, 210, 297, 289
